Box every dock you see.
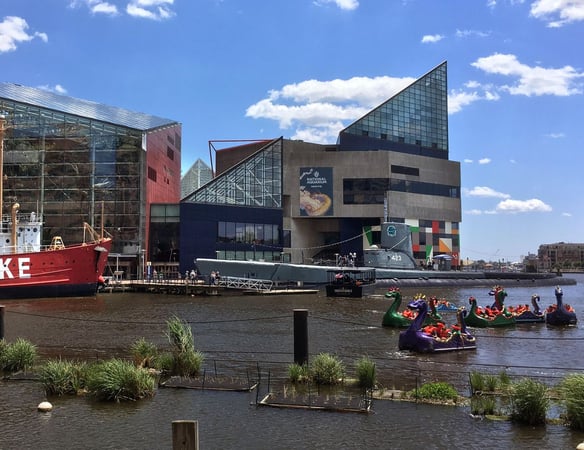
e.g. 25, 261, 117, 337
102, 276, 319, 296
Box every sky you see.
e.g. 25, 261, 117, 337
1, 0, 584, 264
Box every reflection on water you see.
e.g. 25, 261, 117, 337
2, 274, 584, 449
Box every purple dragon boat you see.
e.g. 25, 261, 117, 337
398, 298, 477, 353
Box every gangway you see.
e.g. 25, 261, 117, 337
216, 276, 274, 292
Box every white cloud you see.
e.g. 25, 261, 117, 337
478, 158, 491, 164
465, 186, 511, 199
455, 29, 491, 38
127, 0, 175, 20
545, 132, 565, 138
421, 34, 444, 43
448, 87, 499, 114
530, 0, 584, 27
37, 84, 68, 94
69, 0, 119, 15
313, 0, 359, 11
0, 16, 47, 53
562, 212, 572, 217
464, 159, 473, 163
465, 209, 483, 215
471, 53, 584, 96
246, 75, 414, 143
495, 198, 552, 213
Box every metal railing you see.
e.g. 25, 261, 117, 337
216, 276, 273, 292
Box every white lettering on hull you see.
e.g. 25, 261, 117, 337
0, 257, 31, 279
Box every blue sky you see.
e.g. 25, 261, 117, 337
2, 0, 583, 264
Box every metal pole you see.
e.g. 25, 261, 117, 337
0, 305, 5, 340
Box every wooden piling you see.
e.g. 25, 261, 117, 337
172, 420, 199, 450
293, 309, 308, 365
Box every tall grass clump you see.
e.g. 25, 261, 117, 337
39, 359, 88, 396
288, 362, 309, 383
310, 353, 345, 385
470, 396, 497, 416
469, 371, 485, 393
0, 338, 37, 373
509, 378, 549, 425
355, 356, 376, 389
410, 382, 459, 403
86, 359, 156, 402
165, 316, 204, 377
559, 374, 584, 430
130, 338, 158, 368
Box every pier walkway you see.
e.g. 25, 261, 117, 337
102, 275, 318, 296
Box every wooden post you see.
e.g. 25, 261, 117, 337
293, 309, 308, 365
0, 305, 4, 340
172, 420, 198, 450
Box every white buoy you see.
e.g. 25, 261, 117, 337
37, 401, 53, 412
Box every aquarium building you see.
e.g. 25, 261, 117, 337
0, 83, 181, 278
181, 62, 461, 270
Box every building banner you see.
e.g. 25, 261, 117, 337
299, 167, 333, 216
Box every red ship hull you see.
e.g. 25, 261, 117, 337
0, 238, 112, 300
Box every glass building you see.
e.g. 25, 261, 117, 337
181, 62, 462, 270
181, 158, 214, 198
0, 83, 181, 278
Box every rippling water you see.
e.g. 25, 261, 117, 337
2, 274, 584, 449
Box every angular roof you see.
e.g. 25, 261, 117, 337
0, 82, 178, 131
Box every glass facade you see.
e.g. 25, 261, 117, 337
0, 102, 143, 250
185, 138, 282, 208
341, 62, 448, 153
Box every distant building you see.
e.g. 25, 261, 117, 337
538, 243, 584, 271
181, 158, 213, 198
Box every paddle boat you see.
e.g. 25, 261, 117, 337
464, 295, 516, 328
489, 285, 544, 324
546, 286, 578, 326
434, 298, 458, 312
382, 287, 442, 328
398, 298, 477, 353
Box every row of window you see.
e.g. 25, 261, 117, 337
343, 178, 459, 204
217, 221, 280, 246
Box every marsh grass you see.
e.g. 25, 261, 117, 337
86, 359, 156, 402
559, 374, 584, 430
470, 395, 497, 416
410, 382, 459, 402
0, 338, 37, 373
288, 363, 309, 383
355, 356, 376, 389
165, 316, 204, 377
485, 374, 499, 392
310, 353, 345, 385
39, 359, 88, 396
509, 378, 549, 425
130, 338, 158, 368
469, 371, 485, 393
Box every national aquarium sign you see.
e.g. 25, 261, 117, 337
299, 167, 333, 217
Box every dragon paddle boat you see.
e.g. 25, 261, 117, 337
489, 285, 545, 324
465, 295, 516, 328
382, 287, 442, 328
546, 286, 578, 326
398, 298, 477, 353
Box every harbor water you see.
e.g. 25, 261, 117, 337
2, 274, 584, 449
